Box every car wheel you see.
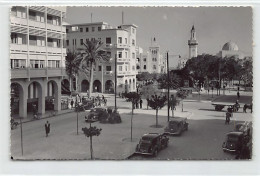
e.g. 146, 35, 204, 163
153, 149, 158, 157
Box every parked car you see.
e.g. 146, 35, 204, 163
234, 122, 251, 138
164, 117, 188, 136
135, 133, 169, 156
222, 131, 250, 154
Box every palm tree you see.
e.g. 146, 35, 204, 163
76, 40, 109, 97
65, 51, 80, 91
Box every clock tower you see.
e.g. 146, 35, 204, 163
188, 25, 198, 59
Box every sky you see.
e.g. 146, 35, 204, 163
65, 7, 252, 59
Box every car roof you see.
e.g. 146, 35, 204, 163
168, 117, 187, 123
142, 133, 160, 139
227, 131, 244, 136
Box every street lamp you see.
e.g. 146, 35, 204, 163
167, 52, 170, 122
114, 53, 117, 111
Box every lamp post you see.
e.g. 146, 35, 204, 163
76, 98, 79, 135
114, 53, 117, 110
167, 52, 170, 122
20, 117, 23, 156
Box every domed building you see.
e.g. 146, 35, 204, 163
217, 41, 244, 59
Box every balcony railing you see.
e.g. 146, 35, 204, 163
117, 58, 131, 62
10, 44, 28, 52
28, 20, 45, 29
11, 67, 66, 79
114, 43, 130, 48
46, 23, 64, 32
28, 45, 46, 53
10, 16, 28, 26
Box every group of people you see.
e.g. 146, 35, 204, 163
92, 94, 107, 107
133, 98, 143, 109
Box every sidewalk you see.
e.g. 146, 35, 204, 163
12, 108, 75, 124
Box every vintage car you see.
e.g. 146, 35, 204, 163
135, 133, 169, 156
86, 107, 108, 122
164, 117, 188, 136
222, 131, 250, 153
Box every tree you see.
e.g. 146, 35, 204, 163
65, 51, 81, 91
147, 94, 167, 127
140, 84, 158, 109
76, 40, 109, 97
158, 73, 182, 89
82, 121, 102, 160
124, 92, 141, 141
240, 57, 253, 88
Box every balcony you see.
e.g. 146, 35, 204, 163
117, 58, 131, 63
11, 69, 28, 79
47, 47, 62, 54
104, 44, 113, 49
114, 43, 130, 49
28, 20, 45, 29
105, 71, 113, 75
10, 16, 27, 26
48, 68, 67, 77
117, 71, 132, 76
29, 68, 46, 77
46, 23, 65, 32
11, 68, 67, 79
28, 45, 46, 53
10, 44, 28, 52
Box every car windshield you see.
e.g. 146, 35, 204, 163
168, 122, 179, 130
141, 136, 153, 143
227, 135, 239, 142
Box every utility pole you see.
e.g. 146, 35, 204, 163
115, 54, 117, 110
20, 117, 23, 156
167, 52, 170, 122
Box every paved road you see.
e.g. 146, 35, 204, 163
11, 93, 252, 160
129, 100, 252, 160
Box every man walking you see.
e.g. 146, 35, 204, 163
237, 91, 240, 100
45, 121, 50, 137
140, 99, 143, 109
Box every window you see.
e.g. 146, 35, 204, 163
80, 28, 83, 32
107, 51, 111, 58
125, 52, 128, 58
118, 52, 122, 58
106, 66, 111, 71
40, 60, 44, 68
86, 27, 89, 32
132, 28, 135, 34
118, 37, 122, 44
153, 65, 156, 70
106, 37, 111, 44
132, 53, 135, 59
66, 29, 69, 33
125, 65, 128, 71
132, 66, 135, 70
136, 65, 140, 69
66, 40, 69, 46
91, 38, 95, 42
125, 38, 127, 44
11, 33, 17, 44
92, 27, 95, 32
98, 27, 101, 31
29, 10, 36, 21
56, 61, 60, 68
132, 39, 135, 46
80, 39, 83, 45
86, 38, 89, 43
14, 60, 19, 68
119, 66, 123, 71
143, 58, 146, 62
98, 66, 101, 71
73, 39, 77, 46
144, 65, 146, 69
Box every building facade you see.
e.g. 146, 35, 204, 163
65, 22, 138, 94
137, 38, 166, 74
10, 6, 67, 118
188, 25, 198, 59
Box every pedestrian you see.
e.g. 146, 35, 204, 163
136, 99, 139, 109
225, 111, 231, 124
243, 104, 247, 113
140, 99, 143, 109
237, 91, 240, 100
71, 99, 74, 108
45, 121, 50, 137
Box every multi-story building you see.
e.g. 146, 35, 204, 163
137, 37, 166, 74
10, 6, 67, 118
65, 22, 138, 93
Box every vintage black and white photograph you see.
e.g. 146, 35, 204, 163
10, 6, 253, 160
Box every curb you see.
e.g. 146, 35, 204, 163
17, 110, 75, 124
